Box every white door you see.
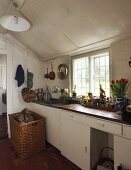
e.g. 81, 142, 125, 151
60, 111, 90, 170
0, 88, 3, 115
0, 66, 6, 115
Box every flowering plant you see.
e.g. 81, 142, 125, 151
110, 78, 128, 98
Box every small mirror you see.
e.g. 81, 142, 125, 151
57, 64, 68, 80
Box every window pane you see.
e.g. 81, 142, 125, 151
95, 67, 99, 77
95, 77, 100, 88
82, 79, 86, 87
73, 57, 89, 96
94, 88, 99, 96
99, 78, 105, 88
72, 52, 110, 97
95, 57, 99, 66
106, 66, 109, 76
100, 57, 105, 66
100, 67, 105, 77
81, 59, 86, 68
93, 53, 110, 97
77, 60, 81, 69
81, 88, 87, 95
77, 78, 81, 87
77, 70, 82, 78
82, 69, 89, 78
106, 55, 109, 65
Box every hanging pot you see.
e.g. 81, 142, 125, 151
44, 68, 49, 79
48, 64, 55, 80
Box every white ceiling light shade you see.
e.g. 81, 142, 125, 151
0, 12, 31, 32
0, 0, 31, 32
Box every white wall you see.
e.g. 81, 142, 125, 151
111, 38, 131, 99
12, 45, 45, 113
45, 38, 131, 100
0, 33, 45, 135
0, 54, 6, 66
45, 56, 70, 99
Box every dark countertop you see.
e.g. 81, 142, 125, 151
33, 101, 131, 125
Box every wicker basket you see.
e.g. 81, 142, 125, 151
22, 90, 36, 103
9, 112, 46, 159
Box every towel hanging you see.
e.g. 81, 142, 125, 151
15, 64, 25, 87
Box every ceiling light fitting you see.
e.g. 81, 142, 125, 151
0, 0, 31, 32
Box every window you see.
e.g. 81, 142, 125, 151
72, 52, 110, 97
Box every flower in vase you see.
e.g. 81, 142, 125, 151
110, 78, 128, 98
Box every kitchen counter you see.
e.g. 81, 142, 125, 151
33, 101, 130, 125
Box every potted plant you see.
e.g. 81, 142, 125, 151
110, 78, 129, 114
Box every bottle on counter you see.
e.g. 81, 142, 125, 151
44, 86, 51, 103
72, 85, 76, 98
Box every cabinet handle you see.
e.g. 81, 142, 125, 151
98, 123, 105, 127
85, 146, 88, 153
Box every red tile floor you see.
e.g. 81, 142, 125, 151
0, 115, 81, 170
0, 115, 8, 139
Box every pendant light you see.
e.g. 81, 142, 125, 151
0, 0, 31, 32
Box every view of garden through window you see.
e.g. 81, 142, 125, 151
72, 52, 110, 97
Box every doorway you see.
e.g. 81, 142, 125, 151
0, 54, 7, 139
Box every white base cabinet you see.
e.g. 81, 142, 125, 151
60, 110, 90, 170
31, 103, 131, 170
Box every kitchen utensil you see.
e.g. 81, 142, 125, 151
35, 88, 44, 101
44, 68, 49, 79
48, 64, 55, 80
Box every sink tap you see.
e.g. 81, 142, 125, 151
52, 86, 60, 93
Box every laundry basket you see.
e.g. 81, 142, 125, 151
9, 111, 46, 159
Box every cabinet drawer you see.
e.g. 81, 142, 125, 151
61, 110, 122, 135
77, 115, 122, 135
124, 125, 131, 139
61, 111, 83, 123
90, 118, 122, 135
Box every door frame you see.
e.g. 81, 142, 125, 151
0, 36, 13, 137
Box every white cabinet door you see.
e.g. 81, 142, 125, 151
60, 110, 90, 170
45, 106, 61, 150
30, 103, 61, 150
114, 135, 131, 170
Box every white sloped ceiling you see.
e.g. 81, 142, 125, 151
0, 0, 131, 60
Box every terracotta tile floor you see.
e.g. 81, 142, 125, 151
0, 115, 8, 139
0, 139, 81, 170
